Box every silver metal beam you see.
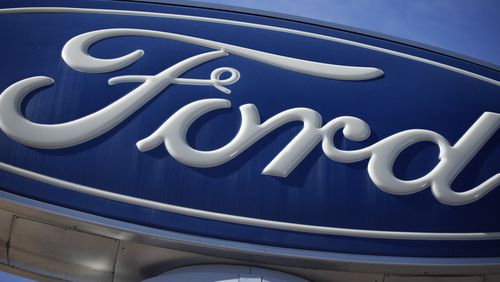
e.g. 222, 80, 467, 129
0, 190, 498, 281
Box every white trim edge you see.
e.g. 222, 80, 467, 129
0, 6, 498, 86
1, 161, 499, 240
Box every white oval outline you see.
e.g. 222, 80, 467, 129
2, 162, 500, 240
0, 6, 499, 240
0, 6, 499, 86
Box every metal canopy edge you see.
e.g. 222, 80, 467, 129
0, 190, 499, 276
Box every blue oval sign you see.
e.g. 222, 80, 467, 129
0, 1, 499, 258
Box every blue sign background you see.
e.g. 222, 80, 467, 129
0, 0, 499, 257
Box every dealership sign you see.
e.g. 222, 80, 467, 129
0, 1, 499, 258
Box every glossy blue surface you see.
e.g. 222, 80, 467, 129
0, 0, 499, 257
195, 0, 500, 68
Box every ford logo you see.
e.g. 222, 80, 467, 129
0, 5, 498, 258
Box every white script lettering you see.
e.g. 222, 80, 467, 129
0, 28, 498, 205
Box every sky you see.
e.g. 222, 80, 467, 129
195, 0, 500, 67
0, 271, 35, 282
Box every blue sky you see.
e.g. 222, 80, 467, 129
0, 271, 35, 282
197, 0, 500, 67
